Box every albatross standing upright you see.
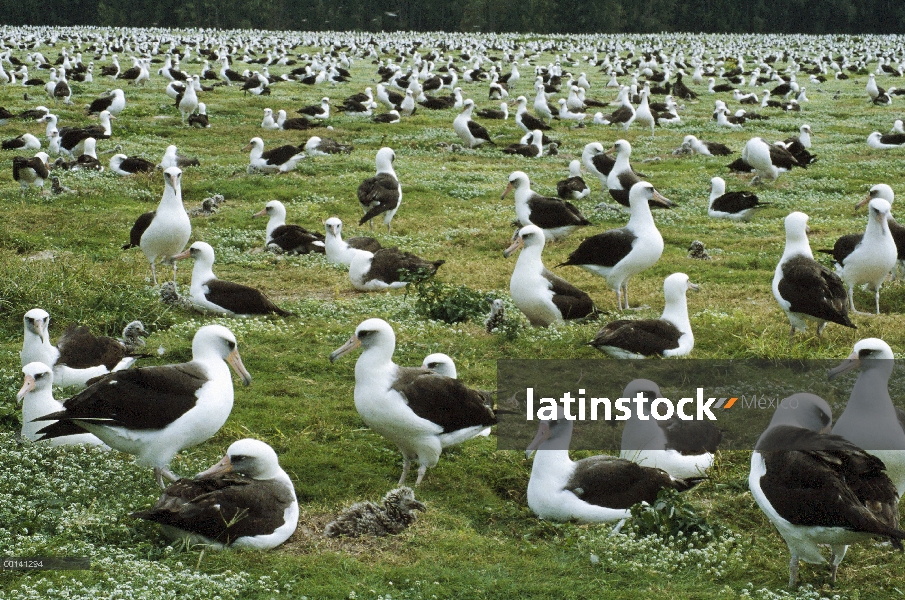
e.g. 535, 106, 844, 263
749, 392, 905, 588
329, 318, 496, 485
772, 212, 854, 337
33, 325, 252, 488
358, 147, 402, 232
122, 167, 191, 285
558, 182, 671, 310
505, 225, 597, 326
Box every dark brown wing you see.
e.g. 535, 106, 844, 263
559, 228, 636, 268
367, 248, 443, 283
88, 96, 113, 114
824, 233, 863, 265
346, 236, 382, 252
132, 475, 294, 545
526, 196, 589, 228
727, 157, 753, 172
518, 112, 550, 131
557, 176, 588, 199
568, 455, 696, 509
392, 370, 496, 433
124, 211, 156, 249
281, 117, 318, 130
203, 280, 291, 316
542, 269, 597, 320
879, 133, 905, 145
768, 144, 803, 170
121, 157, 156, 173
591, 153, 615, 176
357, 173, 400, 222
270, 225, 325, 254
589, 319, 682, 356
34, 363, 208, 432
467, 119, 491, 142
758, 426, 904, 540
56, 325, 126, 369
703, 141, 733, 155
262, 145, 302, 166
778, 256, 854, 327
711, 191, 762, 213
663, 418, 722, 454
13, 156, 49, 180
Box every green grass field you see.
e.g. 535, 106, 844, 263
2, 30, 905, 600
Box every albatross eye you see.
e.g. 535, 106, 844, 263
227, 340, 236, 351
858, 348, 874, 359
358, 330, 372, 338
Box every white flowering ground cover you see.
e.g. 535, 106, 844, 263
1, 27, 905, 598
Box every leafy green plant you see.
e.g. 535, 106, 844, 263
628, 487, 720, 545
408, 278, 490, 324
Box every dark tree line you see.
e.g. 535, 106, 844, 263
1, 0, 904, 33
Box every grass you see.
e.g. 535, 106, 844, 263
1, 28, 905, 599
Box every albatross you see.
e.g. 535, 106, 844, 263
329, 318, 496, 485
173, 242, 292, 316
357, 147, 401, 232
17, 362, 106, 446
253, 200, 325, 255
324, 217, 382, 266
132, 438, 298, 550
33, 324, 252, 488
122, 166, 191, 285
21, 308, 142, 389
772, 212, 854, 337
505, 225, 597, 326
558, 182, 671, 310
502, 170, 590, 242
618, 379, 721, 478
589, 273, 697, 358
749, 392, 905, 588
526, 406, 702, 523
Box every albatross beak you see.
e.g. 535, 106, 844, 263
196, 453, 232, 478
171, 249, 191, 261
16, 375, 36, 402
500, 182, 514, 200
227, 348, 252, 386
329, 335, 361, 363
828, 351, 859, 380
252, 208, 267, 218
411, 500, 427, 512
526, 421, 551, 459
855, 195, 871, 211
242, 143, 253, 152
688, 282, 700, 292
651, 189, 674, 208
503, 235, 523, 258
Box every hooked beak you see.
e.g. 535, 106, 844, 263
197, 453, 232, 478
828, 350, 859, 380
171, 249, 191, 261
227, 348, 252, 385
501, 182, 514, 200
411, 500, 427, 512
253, 208, 267, 218
651, 189, 674, 208
526, 420, 551, 459
16, 375, 36, 402
329, 334, 361, 363
855, 195, 871, 211
503, 235, 523, 258
605, 146, 616, 156
242, 143, 253, 152
688, 282, 700, 292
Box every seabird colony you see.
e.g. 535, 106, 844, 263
4, 26, 905, 587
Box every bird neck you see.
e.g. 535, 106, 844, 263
782, 234, 813, 260
661, 293, 691, 331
